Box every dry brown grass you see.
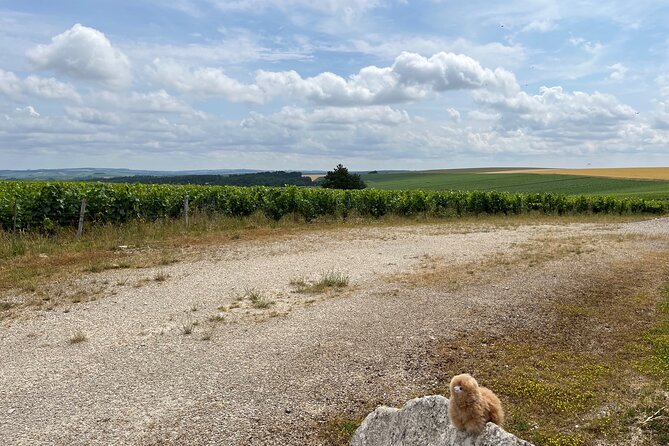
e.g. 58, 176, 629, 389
493, 167, 669, 180
0, 213, 652, 321
388, 234, 609, 289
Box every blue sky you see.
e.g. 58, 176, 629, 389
1, 0, 668, 171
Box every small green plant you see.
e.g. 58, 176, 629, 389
180, 314, 195, 335
319, 417, 361, 445
200, 330, 212, 341
244, 287, 274, 309
292, 271, 349, 293
317, 271, 349, 288
68, 331, 87, 344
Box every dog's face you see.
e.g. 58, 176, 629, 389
449, 373, 478, 398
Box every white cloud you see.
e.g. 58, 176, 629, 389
521, 19, 558, 33
447, 108, 461, 123
608, 63, 628, 81
342, 36, 526, 70
0, 69, 81, 102
129, 33, 311, 67
93, 89, 203, 116
65, 107, 121, 125
242, 105, 410, 129
147, 58, 265, 103
15, 106, 40, 118
146, 51, 518, 106
568, 36, 602, 55
476, 86, 636, 130
22, 75, 81, 101
0, 69, 22, 98
256, 51, 519, 105
652, 75, 669, 129
27, 24, 132, 88
392, 52, 517, 94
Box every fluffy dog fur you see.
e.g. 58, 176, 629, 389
448, 373, 504, 433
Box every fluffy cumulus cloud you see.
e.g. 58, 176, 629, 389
348, 37, 526, 70
255, 51, 518, 105
27, 24, 132, 88
475, 86, 636, 131
146, 51, 518, 106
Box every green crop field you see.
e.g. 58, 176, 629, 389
360, 171, 669, 199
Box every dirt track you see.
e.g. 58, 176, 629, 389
1, 218, 668, 445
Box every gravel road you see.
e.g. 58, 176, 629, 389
1, 218, 668, 445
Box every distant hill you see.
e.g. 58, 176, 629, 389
100, 171, 314, 187
0, 168, 260, 181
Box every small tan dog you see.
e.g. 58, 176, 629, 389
448, 373, 504, 433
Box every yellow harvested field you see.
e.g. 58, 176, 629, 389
304, 174, 324, 181
493, 167, 669, 180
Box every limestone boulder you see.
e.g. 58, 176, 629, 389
350, 395, 534, 446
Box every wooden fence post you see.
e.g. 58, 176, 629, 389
76, 198, 87, 238
12, 199, 17, 234
183, 196, 189, 229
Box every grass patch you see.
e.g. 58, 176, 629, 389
318, 417, 362, 446
244, 287, 274, 309
635, 287, 669, 385
180, 314, 195, 335
291, 271, 350, 293
153, 271, 169, 282
432, 250, 669, 446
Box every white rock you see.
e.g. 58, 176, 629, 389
350, 395, 533, 446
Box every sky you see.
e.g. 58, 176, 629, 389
1, 0, 668, 171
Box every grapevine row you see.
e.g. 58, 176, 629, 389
0, 181, 667, 231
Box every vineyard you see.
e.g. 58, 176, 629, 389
1, 181, 668, 231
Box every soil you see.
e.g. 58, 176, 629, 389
1, 218, 668, 445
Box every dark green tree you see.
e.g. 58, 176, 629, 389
320, 164, 367, 190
